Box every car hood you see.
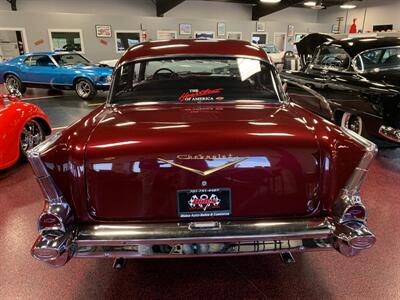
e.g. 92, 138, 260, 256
65, 64, 112, 75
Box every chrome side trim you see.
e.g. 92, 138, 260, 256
379, 125, 400, 143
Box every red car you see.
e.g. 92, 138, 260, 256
29, 40, 377, 268
0, 93, 50, 170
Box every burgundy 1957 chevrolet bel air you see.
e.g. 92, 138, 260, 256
29, 40, 377, 268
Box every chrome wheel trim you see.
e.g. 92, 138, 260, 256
76, 80, 92, 98
5, 76, 19, 93
20, 120, 44, 153
341, 112, 363, 135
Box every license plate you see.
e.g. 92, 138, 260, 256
177, 188, 231, 218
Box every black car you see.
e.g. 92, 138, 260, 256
282, 33, 400, 146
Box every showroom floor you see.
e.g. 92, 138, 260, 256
1, 89, 400, 299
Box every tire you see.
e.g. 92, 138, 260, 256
341, 112, 365, 136
75, 78, 97, 100
5, 74, 26, 95
19, 119, 45, 161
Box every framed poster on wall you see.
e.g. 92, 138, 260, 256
157, 30, 177, 40
179, 23, 192, 35
227, 32, 242, 40
287, 24, 295, 37
194, 32, 215, 39
95, 25, 112, 38
256, 22, 266, 32
217, 22, 226, 36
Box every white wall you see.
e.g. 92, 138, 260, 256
318, 0, 400, 33
0, 0, 156, 16
0, 0, 332, 62
261, 7, 318, 23
165, 0, 252, 20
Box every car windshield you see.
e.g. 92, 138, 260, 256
262, 45, 279, 54
354, 47, 400, 72
52, 54, 90, 66
111, 57, 282, 104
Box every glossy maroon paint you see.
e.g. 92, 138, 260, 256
115, 39, 269, 68
0, 98, 50, 169
38, 39, 366, 223
40, 101, 365, 223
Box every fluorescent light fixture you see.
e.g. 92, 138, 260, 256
304, 1, 316, 6
340, 3, 357, 9
260, 0, 281, 3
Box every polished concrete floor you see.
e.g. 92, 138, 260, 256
1, 88, 400, 299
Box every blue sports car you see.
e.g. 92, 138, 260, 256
0, 52, 113, 100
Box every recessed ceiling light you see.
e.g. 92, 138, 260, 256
340, 4, 357, 9
304, 1, 317, 6
260, 0, 282, 3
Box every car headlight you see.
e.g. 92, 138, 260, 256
106, 75, 112, 83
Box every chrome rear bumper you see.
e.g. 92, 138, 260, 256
31, 218, 375, 267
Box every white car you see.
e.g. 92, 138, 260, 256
98, 59, 118, 68
260, 44, 285, 65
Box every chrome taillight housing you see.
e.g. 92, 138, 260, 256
38, 203, 74, 234
334, 194, 366, 224
334, 127, 377, 225
27, 132, 74, 235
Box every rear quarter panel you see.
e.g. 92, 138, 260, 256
289, 102, 366, 214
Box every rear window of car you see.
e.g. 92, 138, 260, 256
354, 47, 400, 72
110, 57, 282, 104
313, 46, 351, 71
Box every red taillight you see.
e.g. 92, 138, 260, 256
343, 205, 366, 221
38, 213, 63, 233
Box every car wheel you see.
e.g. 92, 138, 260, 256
75, 79, 97, 100
19, 119, 45, 161
5, 74, 26, 95
341, 112, 364, 136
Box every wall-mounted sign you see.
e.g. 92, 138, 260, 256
256, 22, 266, 32
194, 32, 215, 39
287, 24, 295, 37
95, 25, 112, 38
179, 23, 192, 35
217, 22, 226, 36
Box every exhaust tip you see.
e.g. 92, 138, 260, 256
31, 232, 75, 267
334, 221, 376, 257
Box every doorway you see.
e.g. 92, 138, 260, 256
0, 27, 29, 61
274, 32, 287, 51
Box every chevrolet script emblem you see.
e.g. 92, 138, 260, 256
158, 157, 247, 176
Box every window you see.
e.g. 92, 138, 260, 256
111, 57, 282, 104
48, 29, 84, 53
52, 53, 90, 66
115, 31, 141, 53
354, 47, 400, 73
24, 55, 54, 67
314, 46, 351, 71
251, 33, 268, 45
